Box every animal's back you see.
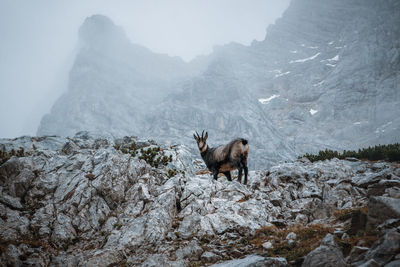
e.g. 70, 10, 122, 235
230, 138, 249, 162
212, 138, 249, 163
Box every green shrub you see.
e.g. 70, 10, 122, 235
138, 146, 173, 168
0, 147, 25, 165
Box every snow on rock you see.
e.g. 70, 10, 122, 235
275, 71, 291, 78
290, 52, 321, 63
259, 94, 280, 104
310, 109, 318, 115
313, 80, 325, 87
328, 55, 340, 61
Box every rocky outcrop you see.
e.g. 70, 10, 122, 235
1, 133, 399, 266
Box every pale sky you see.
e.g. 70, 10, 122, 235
0, 0, 290, 138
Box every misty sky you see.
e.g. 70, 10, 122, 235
0, 0, 290, 138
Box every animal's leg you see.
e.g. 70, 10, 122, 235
238, 168, 243, 183
244, 165, 248, 185
212, 169, 219, 181
224, 171, 232, 181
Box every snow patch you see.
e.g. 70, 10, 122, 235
308, 46, 319, 49
290, 50, 298, 53
353, 122, 361, 125
335, 46, 343, 49
313, 80, 325, 87
290, 52, 321, 63
375, 121, 393, 134
328, 41, 334, 45
327, 55, 339, 62
275, 71, 291, 78
326, 63, 336, 67
268, 69, 281, 74
310, 109, 318, 115
259, 94, 280, 104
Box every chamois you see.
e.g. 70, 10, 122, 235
193, 130, 249, 184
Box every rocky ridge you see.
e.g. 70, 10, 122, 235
1, 133, 399, 266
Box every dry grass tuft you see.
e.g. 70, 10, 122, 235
249, 224, 334, 263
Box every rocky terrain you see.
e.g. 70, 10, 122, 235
37, 0, 400, 169
1, 133, 399, 266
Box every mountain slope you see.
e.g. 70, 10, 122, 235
37, 1, 400, 169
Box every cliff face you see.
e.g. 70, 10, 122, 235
38, 15, 208, 139
37, 1, 400, 169
1, 134, 399, 266
250, 0, 400, 152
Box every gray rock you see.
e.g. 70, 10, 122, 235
349, 246, 369, 263
201, 251, 222, 262
262, 241, 273, 249
210, 255, 288, 267
367, 196, 400, 229
363, 230, 400, 266
358, 259, 381, 267
302, 234, 346, 267
286, 232, 297, 240
175, 240, 203, 260
0, 193, 23, 210
86, 249, 124, 267
384, 260, 400, 267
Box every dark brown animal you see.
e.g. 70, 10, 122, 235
193, 130, 249, 184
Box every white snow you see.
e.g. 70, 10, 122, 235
259, 94, 280, 104
353, 122, 361, 125
309, 109, 318, 115
326, 63, 336, 67
268, 69, 282, 74
375, 121, 392, 134
313, 80, 325, 87
308, 46, 319, 49
290, 50, 298, 53
328, 41, 334, 45
327, 55, 339, 62
275, 71, 291, 78
335, 46, 343, 49
290, 52, 321, 63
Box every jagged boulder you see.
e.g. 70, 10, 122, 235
359, 230, 400, 266
367, 196, 400, 229
302, 234, 346, 267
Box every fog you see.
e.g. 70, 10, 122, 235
0, 0, 289, 138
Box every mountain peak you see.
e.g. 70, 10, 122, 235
78, 14, 128, 47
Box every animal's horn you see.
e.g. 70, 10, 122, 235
195, 131, 200, 139
201, 130, 204, 139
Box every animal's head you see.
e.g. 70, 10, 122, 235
193, 130, 208, 153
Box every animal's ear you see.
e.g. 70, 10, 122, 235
204, 132, 208, 141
